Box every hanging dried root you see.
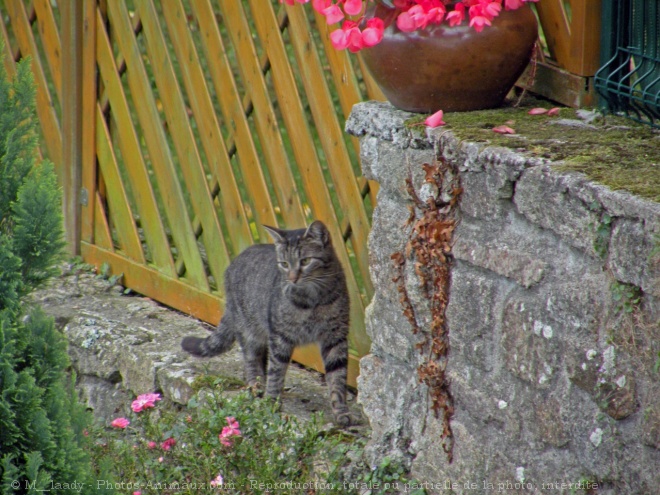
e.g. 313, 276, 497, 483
391, 156, 462, 463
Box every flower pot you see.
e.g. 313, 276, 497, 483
359, 5, 538, 113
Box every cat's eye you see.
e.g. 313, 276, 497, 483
300, 258, 312, 267
278, 261, 289, 269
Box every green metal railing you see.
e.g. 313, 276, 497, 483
595, 0, 660, 127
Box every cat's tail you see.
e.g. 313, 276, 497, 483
181, 323, 236, 357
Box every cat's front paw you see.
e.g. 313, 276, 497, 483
181, 336, 205, 356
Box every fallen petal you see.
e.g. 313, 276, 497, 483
528, 107, 548, 115
492, 125, 515, 134
425, 109, 446, 128
547, 107, 560, 116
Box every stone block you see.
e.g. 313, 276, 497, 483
452, 236, 547, 288
364, 295, 423, 362
63, 314, 122, 380
157, 364, 198, 405
411, 419, 487, 487
501, 296, 561, 388
117, 347, 158, 395
514, 166, 601, 257
367, 195, 413, 292
77, 375, 130, 424
357, 354, 427, 464
609, 218, 660, 297
459, 171, 516, 219
361, 139, 437, 204
446, 263, 503, 371
345, 101, 431, 149
567, 347, 638, 420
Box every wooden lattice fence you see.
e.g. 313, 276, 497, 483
1, 0, 385, 385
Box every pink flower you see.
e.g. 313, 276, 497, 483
362, 18, 384, 47
446, 3, 466, 26
133, 492, 141, 495
396, 5, 427, 32
396, 10, 416, 32
426, 5, 447, 24
110, 417, 130, 429
210, 474, 224, 488
131, 393, 161, 413
322, 4, 344, 24
219, 417, 242, 447
343, 0, 363, 16
329, 21, 365, 52
312, 0, 331, 12
469, 15, 492, 32
147, 441, 157, 449
425, 109, 446, 128
160, 437, 176, 451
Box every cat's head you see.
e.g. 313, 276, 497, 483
263, 221, 341, 302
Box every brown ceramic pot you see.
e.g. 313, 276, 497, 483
360, 5, 538, 113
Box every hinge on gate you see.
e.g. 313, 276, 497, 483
80, 187, 89, 206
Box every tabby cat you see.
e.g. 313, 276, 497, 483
181, 221, 351, 426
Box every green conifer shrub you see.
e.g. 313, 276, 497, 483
0, 49, 94, 494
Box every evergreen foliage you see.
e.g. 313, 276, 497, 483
0, 49, 94, 493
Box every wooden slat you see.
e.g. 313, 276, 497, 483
218, 1, 308, 229
190, 0, 278, 239
565, 0, 602, 76
135, 0, 231, 287
80, 0, 97, 245
160, 0, 253, 255
95, 12, 176, 275
33, 0, 62, 101
284, 5, 373, 297
61, 0, 83, 255
249, 0, 370, 357
105, 1, 209, 290
5, 0, 63, 169
536, 0, 602, 77
82, 242, 224, 325
95, 106, 146, 263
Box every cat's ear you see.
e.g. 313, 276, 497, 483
304, 220, 330, 246
263, 225, 286, 244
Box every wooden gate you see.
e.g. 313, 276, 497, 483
1, 0, 384, 386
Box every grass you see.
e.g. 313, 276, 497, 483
87, 378, 424, 495
421, 98, 660, 203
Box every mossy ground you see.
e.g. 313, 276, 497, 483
412, 97, 660, 203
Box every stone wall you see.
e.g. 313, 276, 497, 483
346, 102, 659, 494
